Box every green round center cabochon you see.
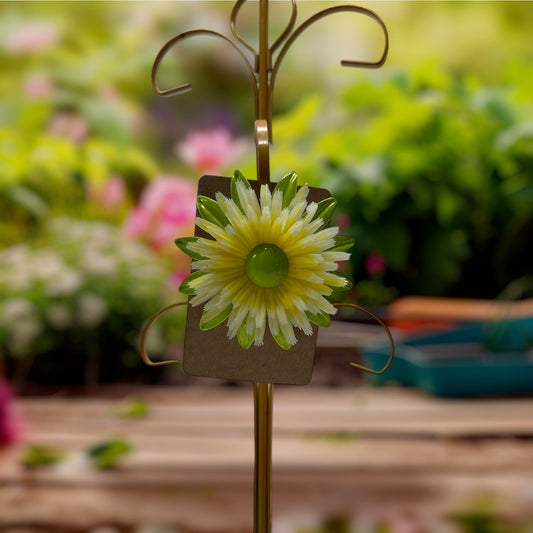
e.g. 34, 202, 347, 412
246, 243, 289, 288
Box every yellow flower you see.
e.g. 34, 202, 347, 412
177, 171, 353, 349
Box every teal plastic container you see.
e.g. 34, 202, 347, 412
362, 318, 533, 397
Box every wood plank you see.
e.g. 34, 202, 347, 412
17, 387, 533, 438
0, 471, 530, 532
2, 386, 533, 532
4, 437, 533, 479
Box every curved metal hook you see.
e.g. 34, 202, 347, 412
230, 0, 298, 60
140, 302, 187, 367
230, 0, 258, 57
270, 0, 298, 55
271, 5, 389, 98
152, 28, 258, 102
333, 302, 394, 375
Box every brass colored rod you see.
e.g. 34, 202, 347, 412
255, 5, 273, 533
258, 0, 270, 123
253, 382, 273, 533
255, 0, 271, 183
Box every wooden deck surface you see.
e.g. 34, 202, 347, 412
1, 386, 533, 532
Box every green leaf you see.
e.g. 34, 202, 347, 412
331, 272, 353, 291
197, 196, 229, 227
87, 438, 133, 470
231, 170, 252, 213
199, 304, 233, 331
112, 398, 150, 419
274, 172, 298, 209
22, 445, 65, 469
305, 310, 331, 327
174, 237, 205, 260
312, 197, 337, 227
179, 271, 205, 295
328, 235, 355, 252
272, 330, 292, 350
236, 320, 254, 349
8, 186, 49, 219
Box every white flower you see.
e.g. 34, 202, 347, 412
46, 268, 83, 297
178, 172, 353, 349
77, 293, 108, 327
0, 244, 31, 265
81, 250, 117, 278
34, 250, 65, 283
2, 268, 33, 292
1, 298, 38, 326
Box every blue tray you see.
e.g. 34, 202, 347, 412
362, 318, 533, 397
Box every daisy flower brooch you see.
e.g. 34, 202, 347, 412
176, 171, 354, 350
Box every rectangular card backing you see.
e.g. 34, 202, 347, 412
183, 175, 330, 385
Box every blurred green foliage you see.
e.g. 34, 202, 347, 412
0, 2, 196, 385
112, 397, 151, 419
2, 2, 532, 305
22, 444, 65, 469
450, 497, 533, 533
270, 61, 533, 302
0, 1, 163, 245
87, 437, 133, 470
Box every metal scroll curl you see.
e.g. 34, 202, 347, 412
151, 1, 389, 144
151, 29, 257, 100
140, 302, 187, 367
333, 302, 394, 375
140, 301, 394, 376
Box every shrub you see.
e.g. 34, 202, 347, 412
0, 218, 186, 386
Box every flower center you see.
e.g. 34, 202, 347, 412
246, 243, 289, 288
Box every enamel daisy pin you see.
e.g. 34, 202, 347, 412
176, 171, 354, 351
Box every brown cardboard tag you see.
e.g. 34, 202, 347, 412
182, 175, 330, 385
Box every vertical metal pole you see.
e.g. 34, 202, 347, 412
255, 0, 271, 185
258, 0, 270, 125
254, 382, 273, 533
255, 3, 273, 532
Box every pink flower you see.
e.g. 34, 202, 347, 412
49, 113, 88, 144
124, 175, 197, 251
176, 127, 249, 174
23, 73, 54, 100
337, 260, 350, 273
364, 252, 386, 276
0, 380, 22, 447
168, 270, 188, 288
334, 213, 352, 231
5, 21, 59, 54
89, 175, 126, 210
102, 176, 126, 208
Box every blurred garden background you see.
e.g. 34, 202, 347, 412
1, 0, 533, 387
1, 2, 533, 532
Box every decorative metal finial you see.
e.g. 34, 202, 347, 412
152, 0, 389, 184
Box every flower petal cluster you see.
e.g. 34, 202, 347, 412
177, 172, 354, 350
176, 128, 249, 175
124, 176, 197, 248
